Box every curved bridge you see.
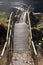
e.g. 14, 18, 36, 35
0, 7, 42, 65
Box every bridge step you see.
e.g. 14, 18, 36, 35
10, 22, 34, 65
13, 23, 29, 52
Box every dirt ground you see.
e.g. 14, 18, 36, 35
38, 51, 43, 65
10, 51, 34, 65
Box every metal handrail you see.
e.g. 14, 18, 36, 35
0, 12, 13, 59
28, 11, 37, 56
33, 12, 43, 15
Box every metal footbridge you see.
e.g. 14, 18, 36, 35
0, 8, 41, 65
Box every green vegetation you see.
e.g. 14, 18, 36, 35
0, 11, 9, 29
30, 13, 43, 49
0, 11, 8, 23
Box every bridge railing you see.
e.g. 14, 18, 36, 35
28, 11, 38, 65
0, 12, 14, 65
